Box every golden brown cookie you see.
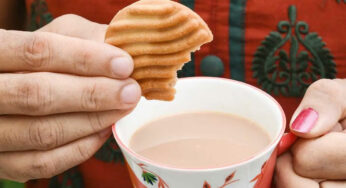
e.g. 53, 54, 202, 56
105, 0, 213, 101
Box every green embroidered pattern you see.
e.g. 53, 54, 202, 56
0, 181, 23, 188
229, 0, 247, 81
94, 137, 124, 163
252, 5, 336, 97
177, 55, 195, 77
49, 168, 84, 188
337, 0, 346, 3
177, 0, 195, 78
29, 0, 53, 31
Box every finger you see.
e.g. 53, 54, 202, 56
341, 119, 346, 130
0, 29, 133, 79
320, 181, 346, 188
274, 152, 319, 188
0, 129, 111, 182
0, 73, 141, 115
290, 79, 346, 138
291, 132, 346, 179
330, 123, 343, 133
0, 109, 130, 151
38, 14, 107, 42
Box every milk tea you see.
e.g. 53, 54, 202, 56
129, 111, 271, 168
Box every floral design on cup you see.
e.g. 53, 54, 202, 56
250, 161, 267, 187
203, 171, 239, 188
138, 163, 169, 188
114, 77, 288, 188
250, 148, 278, 188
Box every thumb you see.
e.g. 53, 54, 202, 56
38, 14, 107, 42
290, 79, 346, 138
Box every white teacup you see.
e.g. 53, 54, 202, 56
113, 77, 293, 188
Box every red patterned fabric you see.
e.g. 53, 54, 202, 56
24, 0, 346, 188
194, 0, 231, 78
245, 0, 346, 122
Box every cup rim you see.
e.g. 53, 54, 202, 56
113, 77, 286, 172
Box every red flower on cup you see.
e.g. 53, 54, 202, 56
203, 181, 211, 188
250, 161, 267, 187
203, 171, 239, 188
125, 161, 169, 188
250, 149, 278, 188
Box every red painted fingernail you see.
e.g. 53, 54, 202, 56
291, 108, 319, 133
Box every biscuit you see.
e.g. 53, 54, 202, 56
105, 0, 213, 101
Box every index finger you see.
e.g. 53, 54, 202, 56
0, 29, 133, 79
274, 152, 319, 188
291, 132, 346, 180
0, 129, 111, 182
321, 181, 346, 188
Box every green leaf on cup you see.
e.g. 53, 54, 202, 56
142, 171, 157, 185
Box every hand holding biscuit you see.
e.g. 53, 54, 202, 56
0, 14, 141, 182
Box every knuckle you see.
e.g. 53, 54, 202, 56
31, 155, 57, 179
309, 79, 333, 91
76, 142, 93, 161
29, 118, 60, 150
309, 79, 338, 90
22, 33, 51, 68
293, 147, 319, 174
74, 49, 92, 73
15, 78, 51, 114
87, 112, 107, 132
308, 79, 343, 101
81, 83, 103, 110
55, 14, 77, 22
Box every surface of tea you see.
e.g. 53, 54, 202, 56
129, 111, 271, 168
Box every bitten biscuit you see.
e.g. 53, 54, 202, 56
105, 0, 213, 101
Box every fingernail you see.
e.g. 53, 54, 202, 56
111, 56, 133, 77
99, 128, 112, 138
120, 83, 141, 104
291, 108, 319, 133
